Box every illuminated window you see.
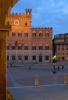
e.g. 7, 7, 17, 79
18, 56, 22, 60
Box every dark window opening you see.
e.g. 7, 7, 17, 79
18, 46, 22, 50
24, 33, 28, 37
45, 46, 49, 50
45, 56, 49, 60
7, 56, 9, 60
12, 56, 15, 60
39, 46, 43, 50
32, 46, 36, 50
24, 46, 28, 50
24, 56, 28, 60
12, 46, 15, 50
32, 56, 36, 60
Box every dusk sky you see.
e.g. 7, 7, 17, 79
10, 0, 68, 38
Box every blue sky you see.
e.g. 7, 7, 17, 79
10, 0, 68, 38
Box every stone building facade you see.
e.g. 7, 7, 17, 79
54, 33, 68, 61
6, 9, 52, 63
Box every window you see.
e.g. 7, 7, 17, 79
24, 33, 28, 37
39, 33, 43, 37
32, 56, 36, 60
18, 33, 22, 36
32, 46, 36, 50
45, 33, 49, 37
45, 46, 49, 50
7, 56, 9, 60
7, 46, 9, 50
12, 32, 16, 36
25, 22, 27, 26
24, 46, 28, 50
32, 33, 36, 37
62, 48, 64, 50
24, 56, 28, 60
62, 53, 64, 55
62, 57, 65, 61
12, 56, 15, 60
58, 47, 60, 50
18, 46, 22, 50
66, 48, 68, 50
12, 46, 15, 50
45, 56, 49, 60
39, 46, 43, 50
66, 53, 68, 55
18, 56, 22, 60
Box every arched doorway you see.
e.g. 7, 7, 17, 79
39, 55, 42, 62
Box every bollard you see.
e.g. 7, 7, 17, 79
64, 74, 68, 84
35, 76, 38, 86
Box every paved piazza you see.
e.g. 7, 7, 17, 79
7, 61, 68, 100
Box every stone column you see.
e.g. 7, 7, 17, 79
0, 25, 11, 100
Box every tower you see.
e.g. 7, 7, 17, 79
25, 9, 32, 17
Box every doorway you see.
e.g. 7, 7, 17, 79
39, 55, 42, 62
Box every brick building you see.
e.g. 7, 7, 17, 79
54, 33, 68, 61
6, 9, 52, 63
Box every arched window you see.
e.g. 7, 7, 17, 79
45, 33, 49, 37
18, 46, 22, 50
12, 56, 15, 60
24, 45, 28, 50
24, 55, 28, 60
32, 44, 36, 50
12, 32, 16, 36
45, 55, 49, 60
18, 55, 22, 60
32, 33, 36, 37
24, 33, 28, 37
45, 46, 49, 50
18, 32, 22, 36
32, 56, 36, 60
39, 33, 43, 37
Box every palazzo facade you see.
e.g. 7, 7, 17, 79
6, 9, 52, 63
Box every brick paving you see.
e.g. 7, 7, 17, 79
8, 85, 68, 100
7, 62, 68, 100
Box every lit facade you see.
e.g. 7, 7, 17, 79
7, 9, 52, 63
54, 33, 68, 61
